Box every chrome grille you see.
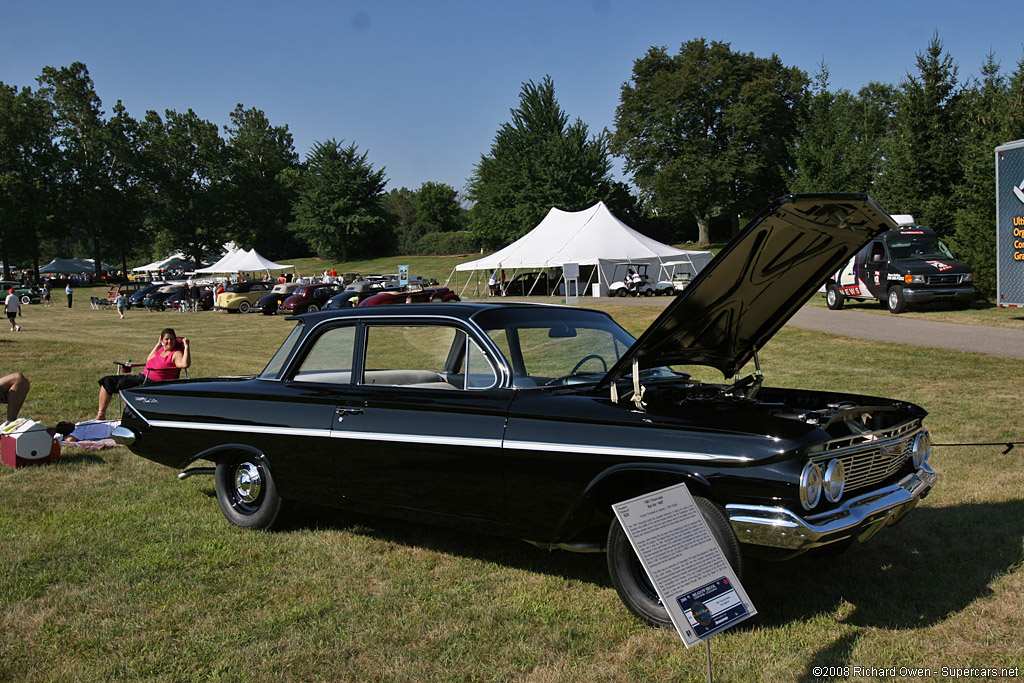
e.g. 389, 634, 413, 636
814, 422, 919, 493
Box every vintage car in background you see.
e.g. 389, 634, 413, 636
114, 194, 937, 627
324, 280, 401, 309
127, 283, 164, 308
358, 282, 461, 306
278, 282, 343, 314
0, 280, 42, 305
253, 282, 302, 315
215, 281, 276, 313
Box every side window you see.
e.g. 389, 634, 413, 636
464, 338, 498, 389
362, 324, 496, 390
292, 325, 356, 384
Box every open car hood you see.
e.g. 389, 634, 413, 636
601, 194, 896, 384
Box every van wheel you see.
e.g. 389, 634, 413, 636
825, 284, 844, 310
607, 496, 743, 628
887, 286, 907, 314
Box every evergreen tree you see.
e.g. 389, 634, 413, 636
468, 76, 618, 248
790, 63, 894, 193
951, 53, 1024, 298
874, 33, 964, 237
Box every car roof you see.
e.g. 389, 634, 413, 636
289, 300, 584, 323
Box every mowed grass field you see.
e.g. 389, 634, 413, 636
1, 289, 1021, 682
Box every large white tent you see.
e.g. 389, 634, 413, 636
453, 202, 711, 296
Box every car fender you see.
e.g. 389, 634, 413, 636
549, 463, 714, 547
188, 442, 271, 470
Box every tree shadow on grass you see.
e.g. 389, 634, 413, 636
742, 499, 1024, 630
230, 494, 1024, 633
182, 475, 1024, 634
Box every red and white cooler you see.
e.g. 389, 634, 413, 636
1, 419, 60, 468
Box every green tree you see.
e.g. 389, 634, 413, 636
292, 139, 390, 261
104, 100, 150, 275
415, 181, 462, 232
468, 76, 619, 248
873, 32, 964, 237
139, 108, 228, 267
950, 53, 1024, 298
37, 62, 112, 275
0, 81, 57, 279
222, 104, 301, 256
790, 63, 895, 193
612, 40, 807, 243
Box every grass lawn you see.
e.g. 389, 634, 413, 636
0, 292, 1021, 681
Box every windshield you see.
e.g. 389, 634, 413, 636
261, 322, 305, 378
887, 235, 954, 261
474, 308, 636, 388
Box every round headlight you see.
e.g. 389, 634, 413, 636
911, 430, 931, 468
823, 459, 846, 503
800, 462, 822, 510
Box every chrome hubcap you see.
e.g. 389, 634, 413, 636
233, 462, 262, 503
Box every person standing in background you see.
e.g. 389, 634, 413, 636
65, 282, 73, 308
5, 289, 21, 331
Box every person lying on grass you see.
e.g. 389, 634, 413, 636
95, 328, 190, 420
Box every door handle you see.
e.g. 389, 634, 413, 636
336, 407, 364, 422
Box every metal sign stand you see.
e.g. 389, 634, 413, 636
705, 640, 713, 683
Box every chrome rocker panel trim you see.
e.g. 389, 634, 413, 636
726, 464, 937, 551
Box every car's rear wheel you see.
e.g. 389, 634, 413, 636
826, 284, 844, 310
215, 453, 282, 530
607, 495, 743, 628
238, 301, 251, 313
644, 288, 654, 297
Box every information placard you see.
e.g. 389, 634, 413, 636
613, 483, 756, 647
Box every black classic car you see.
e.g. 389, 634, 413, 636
113, 195, 937, 627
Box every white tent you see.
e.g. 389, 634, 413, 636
194, 248, 295, 279
132, 251, 198, 273
453, 202, 712, 296
40, 257, 117, 274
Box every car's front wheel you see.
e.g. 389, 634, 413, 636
20, 295, 31, 305
307, 304, 319, 312
215, 453, 283, 530
607, 495, 743, 628
826, 284, 844, 310
616, 288, 627, 298
887, 286, 907, 314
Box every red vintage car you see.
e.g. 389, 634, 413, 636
359, 283, 461, 306
277, 283, 342, 314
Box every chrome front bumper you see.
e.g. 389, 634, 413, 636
726, 464, 937, 551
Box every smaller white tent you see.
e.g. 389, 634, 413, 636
194, 248, 295, 280
132, 251, 198, 273
453, 202, 711, 296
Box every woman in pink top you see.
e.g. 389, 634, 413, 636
95, 328, 191, 420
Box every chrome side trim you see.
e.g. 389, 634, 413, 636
133, 417, 748, 463
503, 439, 751, 463
726, 464, 937, 550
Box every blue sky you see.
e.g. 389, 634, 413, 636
2, 0, 1022, 195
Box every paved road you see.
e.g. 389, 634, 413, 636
489, 295, 1024, 359
786, 306, 1024, 359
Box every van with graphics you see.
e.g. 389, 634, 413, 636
825, 214, 975, 314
